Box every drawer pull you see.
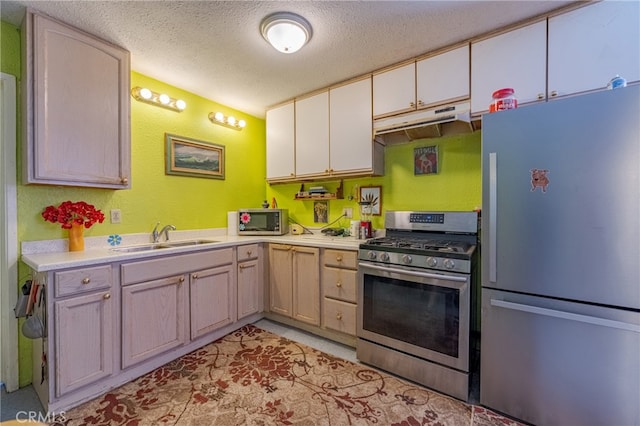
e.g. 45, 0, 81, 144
191, 274, 198, 280
336, 313, 342, 320
247, 250, 252, 257
550, 90, 558, 97
336, 255, 343, 262
103, 293, 111, 300
239, 264, 248, 270
336, 281, 342, 288
82, 277, 91, 285
179, 276, 185, 284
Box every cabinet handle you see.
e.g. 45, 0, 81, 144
336, 313, 343, 320
336, 255, 343, 262
537, 93, 544, 100
247, 250, 252, 257
550, 90, 558, 97
417, 100, 424, 106
239, 264, 248, 270
409, 101, 415, 108
178, 276, 185, 284
336, 281, 342, 288
191, 274, 198, 280
103, 293, 111, 300
82, 277, 90, 285
121, 177, 129, 184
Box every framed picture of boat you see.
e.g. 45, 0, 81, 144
165, 133, 225, 179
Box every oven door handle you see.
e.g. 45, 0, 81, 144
359, 262, 468, 283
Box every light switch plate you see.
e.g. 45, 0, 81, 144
110, 209, 121, 224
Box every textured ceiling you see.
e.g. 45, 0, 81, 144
0, 1, 579, 118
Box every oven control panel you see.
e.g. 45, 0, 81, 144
409, 213, 444, 224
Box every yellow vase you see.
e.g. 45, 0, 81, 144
68, 223, 85, 252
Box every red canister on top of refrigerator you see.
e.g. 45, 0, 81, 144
489, 88, 517, 112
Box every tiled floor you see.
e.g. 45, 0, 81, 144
0, 319, 473, 422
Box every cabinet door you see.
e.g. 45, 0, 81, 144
27, 12, 130, 188
121, 275, 188, 368
292, 246, 320, 325
55, 291, 113, 396
373, 63, 416, 117
269, 244, 293, 317
266, 102, 295, 180
329, 78, 374, 174
548, 1, 640, 98
295, 91, 330, 177
238, 259, 262, 319
416, 45, 470, 107
190, 264, 236, 339
471, 20, 547, 114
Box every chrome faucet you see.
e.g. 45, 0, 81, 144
152, 222, 176, 243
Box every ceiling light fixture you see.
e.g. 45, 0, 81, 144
209, 112, 246, 130
260, 12, 312, 54
131, 87, 186, 112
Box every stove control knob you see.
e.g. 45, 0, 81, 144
402, 255, 413, 264
367, 251, 377, 260
380, 253, 390, 262
426, 257, 438, 267
444, 259, 455, 270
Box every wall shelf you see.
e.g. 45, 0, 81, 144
294, 180, 344, 200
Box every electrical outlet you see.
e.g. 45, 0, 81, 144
342, 207, 353, 218
110, 209, 121, 224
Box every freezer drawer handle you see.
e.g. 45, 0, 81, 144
491, 299, 640, 333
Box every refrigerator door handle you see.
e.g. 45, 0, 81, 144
489, 152, 497, 282
491, 299, 640, 333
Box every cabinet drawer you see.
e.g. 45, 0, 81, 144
322, 267, 357, 303
55, 265, 112, 297
322, 249, 357, 269
122, 248, 233, 285
237, 244, 259, 262
322, 298, 356, 336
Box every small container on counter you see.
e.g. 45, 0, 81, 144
489, 88, 517, 113
607, 75, 627, 90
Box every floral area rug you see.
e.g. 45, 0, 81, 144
58, 324, 523, 425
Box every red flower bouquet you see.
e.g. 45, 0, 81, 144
42, 201, 105, 229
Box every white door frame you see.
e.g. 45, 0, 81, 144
1, 72, 19, 392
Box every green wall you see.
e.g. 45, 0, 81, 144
2, 18, 481, 387
267, 131, 481, 230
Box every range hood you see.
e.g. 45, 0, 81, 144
373, 101, 477, 144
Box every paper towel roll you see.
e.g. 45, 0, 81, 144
227, 211, 238, 236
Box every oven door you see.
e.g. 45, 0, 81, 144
357, 261, 470, 372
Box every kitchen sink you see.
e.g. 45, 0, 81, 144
111, 239, 219, 253
162, 239, 219, 247
111, 243, 167, 253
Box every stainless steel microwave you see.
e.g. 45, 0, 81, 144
237, 209, 289, 235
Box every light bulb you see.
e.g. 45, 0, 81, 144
139, 88, 152, 100
214, 112, 224, 122
227, 116, 236, 126
159, 94, 170, 105
175, 99, 186, 110
238, 120, 246, 128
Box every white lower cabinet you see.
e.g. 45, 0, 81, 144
237, 244, 263, 319
53, 266, 115, 396
190, 264, 236, 339
121, 275, 188, 368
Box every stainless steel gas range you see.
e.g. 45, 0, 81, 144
356, 211, 478, 401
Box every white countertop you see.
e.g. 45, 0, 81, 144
21, 230, 363, 272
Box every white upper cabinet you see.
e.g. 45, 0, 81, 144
416, 45, 470, 108
295, 91, 330, 177
548, 1, 640, 98
471, 20, 547, 114
266, 102, 295, 181
373, 63, 416, 118
329, 78, 375, 175
23, 11, 131, 189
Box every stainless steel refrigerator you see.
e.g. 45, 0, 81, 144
481, 85, 640, 425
